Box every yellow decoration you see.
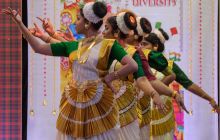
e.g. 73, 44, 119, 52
189, 110, 193, 116
30, 109, 35, 116
60, 4, 78, 31
43, 99, 48, 106
52, 110, 57, 116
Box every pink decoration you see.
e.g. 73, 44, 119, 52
107, 4, 112, 13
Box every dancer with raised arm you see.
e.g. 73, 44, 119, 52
2, 2, 139, 139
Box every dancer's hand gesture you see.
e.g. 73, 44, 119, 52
37, 17, 55, 36
29, 23, 44, 38
175, 93, 189, 114
103, 73, 117, 94
2, 7, 22, 24
57, 27, 75, 41
209, 99, 220, 114
152, 93, 168, 114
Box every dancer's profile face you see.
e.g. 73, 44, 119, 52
140, 40, 153, 50
125, 34, 136, 45
75, 12, 86, 34
102, 21, 114, 39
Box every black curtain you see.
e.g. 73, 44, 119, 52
22, 0, 28, 139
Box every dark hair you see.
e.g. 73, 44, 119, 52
80, 2, 107, 30
158, 28, 169, 40
93, 2, 107, 18
123, 12, 137, 30
140, 18, 152, 34
144, 28, 169, 52
134, 17, 152, 41
107, 16, 126, 39
107, 12, 137, 39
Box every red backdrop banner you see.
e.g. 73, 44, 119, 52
0, 0, 22, 139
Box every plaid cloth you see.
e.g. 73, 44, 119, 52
0, 0, 22, 140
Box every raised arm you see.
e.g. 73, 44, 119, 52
37, 17, 75, 42
2, 8, 53, 55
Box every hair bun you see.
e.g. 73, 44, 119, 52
140, 18, 152, 34
93, 2, 107, 18
124, 12, 137, 30
158, 28, 169, 40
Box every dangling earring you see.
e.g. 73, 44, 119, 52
134, 35, 139, 40
85, 24, 89, 29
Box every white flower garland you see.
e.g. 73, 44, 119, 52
154, 29, 166, 44
136, 17, 144, 36
116, 12, 131, 34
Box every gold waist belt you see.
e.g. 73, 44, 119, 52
68, 79, 102, 93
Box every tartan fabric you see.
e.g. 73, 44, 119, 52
0, 0, 22, 140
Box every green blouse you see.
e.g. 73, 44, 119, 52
148, 51, 168, 72
133, 52, 145, 79
172, 62, 193, 89
142, 49, 193, 88
51, 40, 127, 67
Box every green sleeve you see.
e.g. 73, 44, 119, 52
108, 41, 127, 68
148, 51, 168, 72
50, 41, 78, 57
133, 52, 145, 79
173, 62, 193, 89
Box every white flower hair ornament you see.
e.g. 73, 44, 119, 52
136, 17, 144, 36
154, 29, 166, 44
116, 12, 131, 34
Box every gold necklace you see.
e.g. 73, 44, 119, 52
77, 37, 97, 64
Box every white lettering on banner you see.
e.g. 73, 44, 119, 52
133, 0, 177, 7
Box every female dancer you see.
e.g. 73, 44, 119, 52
128, 16, 179, 140
31, 13, 169, 140
103, 12, 182, 140
2, 2, 138, 139
141, 28, 220, 113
